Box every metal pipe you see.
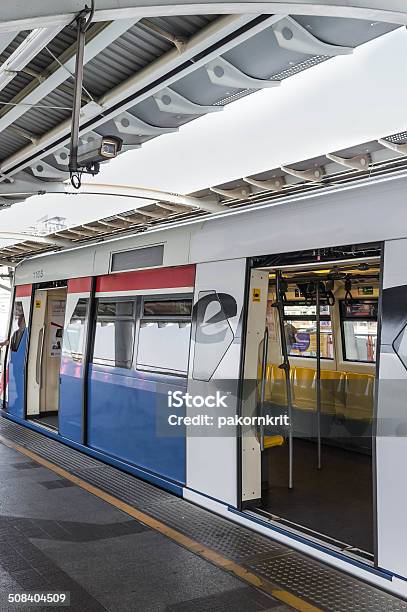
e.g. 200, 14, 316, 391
259, 326, 269, 452
69, 16, 87, 178
315, 280, 322, 469
275, 271, 294, 489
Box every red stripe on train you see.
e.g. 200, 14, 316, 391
68, 277, 92, 293
15, 284, 32, 297
96, 265, 195, 293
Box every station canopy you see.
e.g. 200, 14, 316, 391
0, 1, 407, 263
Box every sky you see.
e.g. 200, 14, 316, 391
2, 24, 407, 234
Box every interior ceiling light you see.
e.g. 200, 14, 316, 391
0, 27, 63, 92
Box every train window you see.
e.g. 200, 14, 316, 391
111, 245, 164, 272
62, 298, 88, 363
93, 299, 135, 369
137, 322, 191, 375
340, 300, 378, 363
283, 302, 334, 359
9, 300, 26, 352
137, 297, 192, 375
143, 299, 192, 318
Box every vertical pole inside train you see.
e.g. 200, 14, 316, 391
315, 281, 322, 470
275, 271, 293, 489
259, 327, 269, 452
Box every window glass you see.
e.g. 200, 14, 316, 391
93, 300, 135, 369
10, 300, 26, 352
137, 321, 191, 374
111, 245, 163, 272
341, 301, 377, 319
283, 303, 333, 359
136, 296, 192, 375
62, 298, 88, 363
143, 299, 192, 318
97, 301, 134, 318
343, 320, 377, 362
341, 300, 378, 363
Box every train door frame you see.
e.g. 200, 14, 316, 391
1, 286, 16, 410
237, 243, 384, 566
24, 281, 68, 429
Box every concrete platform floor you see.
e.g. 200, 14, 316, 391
0, 440, 288, 612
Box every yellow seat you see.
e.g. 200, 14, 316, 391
344, 372, 374, 422
292, 368, 346, 415
268, 364, 290, 406
264, 434, 284, 449
320, 370, 346, 416
292, 367, 316, 411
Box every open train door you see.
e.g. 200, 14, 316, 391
26, 286, 67, 428
241, 269, 269, 506
376, 238, 407, 577
5, 285, 32, 418
59, 278, 93, 443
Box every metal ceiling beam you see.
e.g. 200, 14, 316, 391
0, 14, 281, 179
281, 165, 325, 182
0, 18, 140, 151
1, 2, 407, 30
206, 57, 280, 89
243, 176, 286, 191
153, 87, 223, 115
326, 152, 371, 170
0, 232, 71, 247
378, 138, 407, 155
210, 186, 251, 199
272, 16, 352, 56
68, 183, 225, 213
113, 112, 178, 136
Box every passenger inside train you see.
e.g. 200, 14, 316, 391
250, 246, 380, 560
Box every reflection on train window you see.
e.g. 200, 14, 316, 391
62, 298, 88, 363
93, 300, 135, 369
341, 300, 378, 363
143, 299, 192, 318
97, 300, 134, 318
137, 297, 192, 375
10, 300, 26, 352
137, 321, 191, 375
283, 303, 333, 359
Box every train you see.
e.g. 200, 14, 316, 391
2, 169, 407, 598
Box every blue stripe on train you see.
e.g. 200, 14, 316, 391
87, 364, 186, 486
7, 329, 27, 419
59, 357, 85, 443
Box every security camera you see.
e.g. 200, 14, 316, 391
76, 135, 123, 171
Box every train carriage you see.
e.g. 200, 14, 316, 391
2, 170, 407, 598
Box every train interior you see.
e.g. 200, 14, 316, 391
26, 285, 67, 431
245, 245, 381, 561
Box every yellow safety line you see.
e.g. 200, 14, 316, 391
0, 434, 320, 612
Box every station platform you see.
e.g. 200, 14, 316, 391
0, 418, 406, 612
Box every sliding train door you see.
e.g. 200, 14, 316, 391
241, 247, 381, 559
5, 284, 32, 418
376, 238, 407, 576
59, 278, 93, 443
